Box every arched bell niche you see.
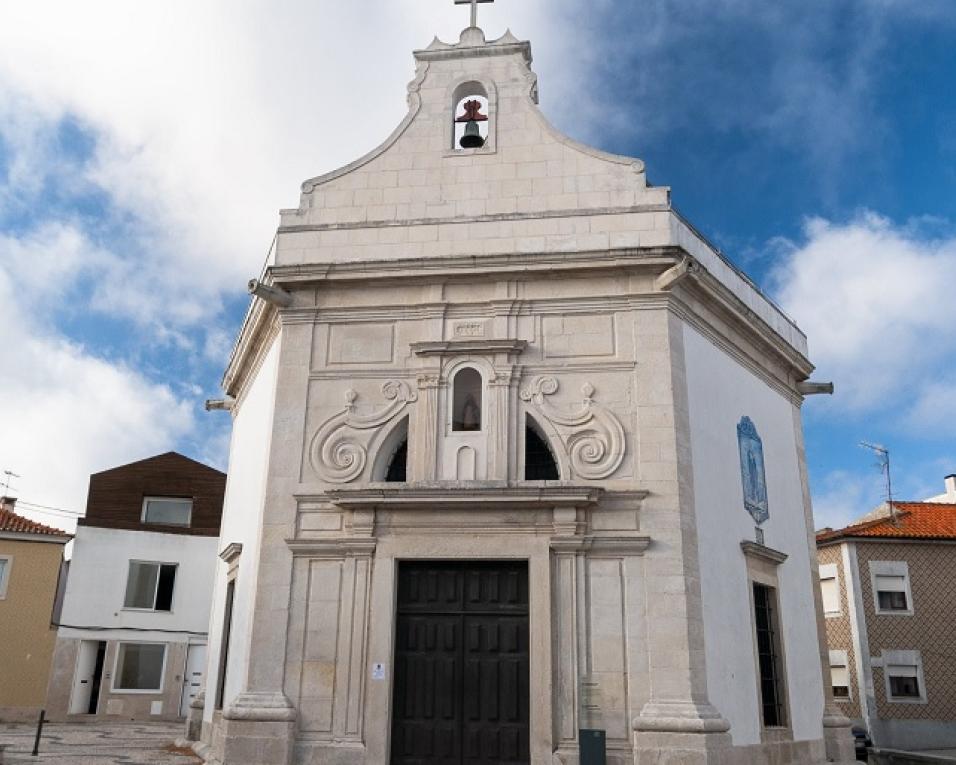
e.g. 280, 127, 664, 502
450, 80, 495, 152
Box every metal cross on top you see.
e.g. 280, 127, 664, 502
454, 0, 493, 29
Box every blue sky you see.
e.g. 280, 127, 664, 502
1, 0, 954, 530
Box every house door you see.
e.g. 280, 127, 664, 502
390, 561, 530, 765
69, 640, 106, 715
179, 644, 207, 717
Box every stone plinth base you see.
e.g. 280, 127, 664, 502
633, 731, 831, 765
213, 692, 296, 765
822, 713, 857, 763
633, 699, 732, 765
633, 730, 733, 765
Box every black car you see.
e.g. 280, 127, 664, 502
852, 726, 873, 762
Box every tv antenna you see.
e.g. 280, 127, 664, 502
859, 442, 897, 523
1, 469, 20, 493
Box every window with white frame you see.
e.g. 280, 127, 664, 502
819, 563, 841, 616
124, 561, 177, 611
0, 555, 11, 599
113, 642, 166, 692
870, 561, 913, 615
829, 650, 851, 700
142, 496, 193, 527
883, 650, 926, 703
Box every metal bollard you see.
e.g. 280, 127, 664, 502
32, 709, 47, 757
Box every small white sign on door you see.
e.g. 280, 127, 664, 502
371, 662, 386, 680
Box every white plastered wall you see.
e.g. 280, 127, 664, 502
58, 526, 218, 638
682, 323, 824, 745
203, 338, 280, 722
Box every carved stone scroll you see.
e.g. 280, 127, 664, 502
309, 381, 417, 483
520, 377, 626, 480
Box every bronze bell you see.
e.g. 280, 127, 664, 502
460, 120, 485, 149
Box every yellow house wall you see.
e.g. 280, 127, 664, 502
0, 537, 64, 721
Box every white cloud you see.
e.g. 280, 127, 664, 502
0, 249, 195, 526
0, 1, 580, 328
772, 212, 956, 431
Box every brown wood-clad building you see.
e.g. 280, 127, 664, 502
80, 452, 226, 536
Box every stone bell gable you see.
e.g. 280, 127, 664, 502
279, 28, 665, 242
197, 22, 855, 765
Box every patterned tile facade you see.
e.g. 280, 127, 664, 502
856, 541, 956, 722
817, 544, 862, 719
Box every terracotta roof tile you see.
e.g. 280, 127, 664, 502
0, 506, 70, 538
817, 502, 956, 543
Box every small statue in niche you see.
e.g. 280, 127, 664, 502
459, 393, 481, 431
452, 367, 483, 431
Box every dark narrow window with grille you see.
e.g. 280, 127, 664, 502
753, 582, 786, 727
216, 579, 236, 711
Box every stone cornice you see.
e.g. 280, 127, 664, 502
277, 204, 670, 235
286, 537, 377, 558
222, 291, 279, 401
411, 339, 527, 357
675, 270, 814, 379
270, 248, 676, 286
222, 246, 812, 400
413, 30, 532, 65
218, 542, 243, 564
740, 540, 789, 566
550, 535, 651, 555
317, 484, 610, 510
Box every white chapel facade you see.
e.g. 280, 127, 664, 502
189, 12, 854, 765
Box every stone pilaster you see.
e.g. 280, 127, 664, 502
487, 367, 515, 480
412, 371, 440, 481
632, 309, 731, 765
220, 321, 308, 764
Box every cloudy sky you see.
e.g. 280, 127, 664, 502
1, 0, 954, 532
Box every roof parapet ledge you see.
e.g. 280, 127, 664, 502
414, 27, 531, 63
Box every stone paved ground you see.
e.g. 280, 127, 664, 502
0, 721, 199, 764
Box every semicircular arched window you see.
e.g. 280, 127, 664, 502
385, 438, 407, 483
452, 367, 483, 432
525, 415, 559, 480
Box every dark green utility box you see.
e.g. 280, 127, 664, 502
579, 728, 607, 765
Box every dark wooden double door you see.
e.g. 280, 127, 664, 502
391, 561, 530, 765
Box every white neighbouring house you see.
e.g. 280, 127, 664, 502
190, 16, 855, 765
46, 452, 226, 722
